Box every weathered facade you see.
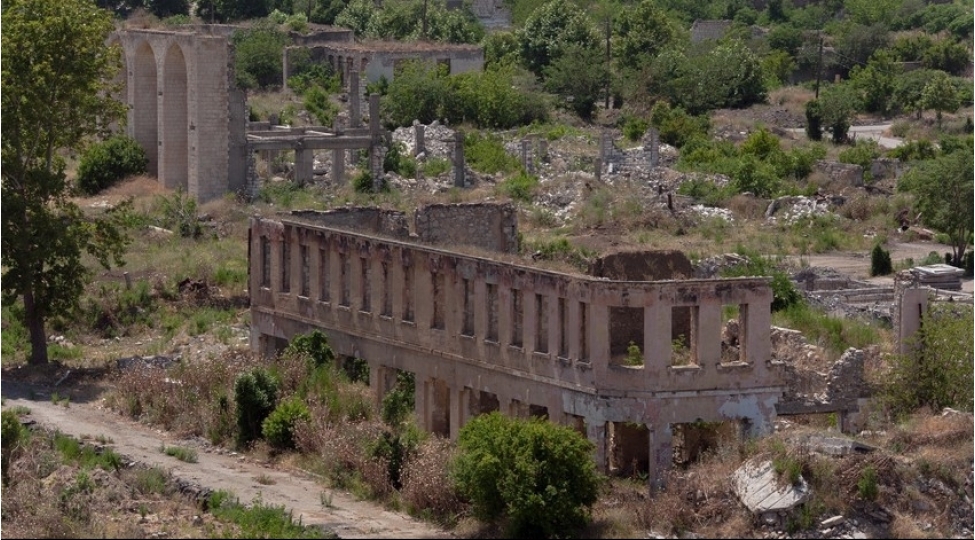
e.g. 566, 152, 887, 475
249, 211, 788, 483
114, 28, 249, 202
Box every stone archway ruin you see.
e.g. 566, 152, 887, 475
115, 29, 248, 201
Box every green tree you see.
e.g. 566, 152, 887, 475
885, 304, 974, 416
518, 0, 599, 77
232, 22, 288, 89
453, 412, 600, 537
898, 151, 973, 265
920, 71, 959, 129
333, 0, 374, 36
819, 82, 859, 143
921, 38, 970, 75
613, 0, 683, 71
543, 44, 608, 121
197, 0, 270, 22
893, 68, 942, 119
2, 0, 131, 365
849, 50, 900, 115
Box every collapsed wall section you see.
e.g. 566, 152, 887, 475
414, 202, 518, 254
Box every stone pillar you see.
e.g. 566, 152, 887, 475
332, 118, 345, 184
414, 122, 425, 157
294, 145, 314, 187
594, 157, 602, 183
349, 70, 361, 128
282, 47, 290, 91
894, 271, 928, 355
538, 139, 549, 163
453, 131, 465, 188
647, 126, 660, 167
368, 93, 383, 191
587, 421, 608, 474
648, 424, 673, 492
449, 386, 464, 440
520, 139, 530, 172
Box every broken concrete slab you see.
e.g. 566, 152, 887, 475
797, 434, 877, 456
732, 458, 811, 514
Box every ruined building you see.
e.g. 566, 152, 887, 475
249, 204, 789, 485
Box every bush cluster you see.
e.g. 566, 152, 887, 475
234, 368, 279, 449
382, 62, 548, 129
453, 412, 600, 537
76, 135, 147, 195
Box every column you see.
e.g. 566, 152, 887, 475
294, 146, 314, 186
349, 70, 361, 128
648, 424, 673, 492
453, 131, 465, 188
586, 421, 608, 474
368, 93, 383, 191
414, 122, 425, 157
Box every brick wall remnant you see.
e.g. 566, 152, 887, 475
414, 202, 518, 253
291, 208, 410, 239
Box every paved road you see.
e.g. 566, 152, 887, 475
0, 378, 453, 539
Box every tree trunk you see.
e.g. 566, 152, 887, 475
24, 289, 48, 365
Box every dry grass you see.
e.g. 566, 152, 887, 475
768, 86, 815, 109
400, 436, 467, 523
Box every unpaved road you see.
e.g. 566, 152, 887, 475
0, 378, 453, 539
787, 240, 974, 293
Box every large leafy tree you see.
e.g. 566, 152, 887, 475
518, 0, 599, 77
899, 150, 974, 266
2, 0, 130, 365
613, 0, 684, 72
919, 70, 959, 129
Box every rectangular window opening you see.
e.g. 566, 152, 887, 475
558, 297, 568, 357
432, 272, 445, 330
299, 245, 310, 297
402, 265, 414, 322
339, 253, 350, 307
511, 289, 523, 347
671, 306, 698, 367
381, 262, 392, 317
260, 236, 271, 288
319, 248, 330, 302
535, 293, 548, 353
462, 278, 474, 337
486, 283, 498, 342
280, 237, 291, 293
360, 258, 371, 312
610, 306, 643, 367
579, 301, 588, 362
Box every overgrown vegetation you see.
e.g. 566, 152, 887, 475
76, 135, 148, 195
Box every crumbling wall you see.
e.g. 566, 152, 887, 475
414, 202, 518, 253
290, 208, 410, 239
590, 250, 694, 354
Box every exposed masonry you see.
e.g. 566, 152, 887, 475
114, 28, 248, 202
249, 210, 787, 486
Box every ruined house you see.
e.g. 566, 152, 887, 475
249, 204, 790, 485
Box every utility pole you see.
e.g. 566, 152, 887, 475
605, 14, 611, 109
814, 30, 824, 99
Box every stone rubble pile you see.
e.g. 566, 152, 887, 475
391, 120, 457, 160
694, 252, 749, 278
690, 204, 735, 223
765, 196, 834, 224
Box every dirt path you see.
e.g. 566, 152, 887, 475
787, 240, 974, 293
0, 378, 453, 539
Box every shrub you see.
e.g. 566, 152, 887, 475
721, 251, 803, 312
303, 86, 340, 126
234, 368, 279, 449
858, 466, 878, 501
497, 172, 539, 203
154, 190, 204, 238
453, 412, 600, 537
76, 135, 148, 195
805, 99, 823, 141
885, 304, 974, 417
622, 115, 650, 142
263, 397, 312, 450
369, 423, 422, 489
352, 170, 386, 194
380, 370, 415, 426
1, 410, 25, 484
838, 139, 883, 169
231, 23, 287, 89
870, 244, 893, 276
464, 132, 522, 175
285, 330, 336, 369
383, 142, 417, 178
